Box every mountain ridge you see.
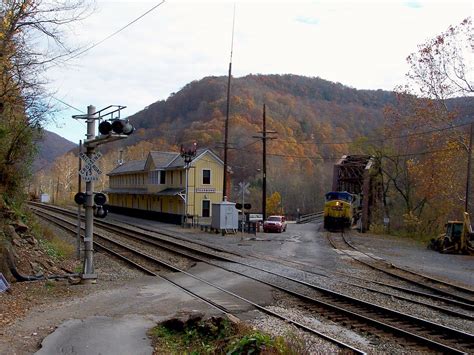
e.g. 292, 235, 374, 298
34, 130, 76, 171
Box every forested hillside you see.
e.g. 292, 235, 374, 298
111, 74, 470, 217
130, 74, 395, 148
106, 75, 395, 212
33, 131, 76, 171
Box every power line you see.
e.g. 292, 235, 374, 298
66, 1, 166, 62
52, 96, 84, 113
229, 145, 464, 161
275, 121, 473, 146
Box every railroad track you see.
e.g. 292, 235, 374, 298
30, 202, 474, 353
30, 205, 364, 354
327, 231, 474, 307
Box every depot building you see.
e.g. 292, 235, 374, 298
105, 148, 224, 225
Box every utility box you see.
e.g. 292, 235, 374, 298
40, 193, 50, 203
211, 200, 238, 232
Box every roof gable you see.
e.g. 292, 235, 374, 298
147, 151, 180, 170
194, 149, 224, 166
108, 148, 223, 176
167, 148, 224, 169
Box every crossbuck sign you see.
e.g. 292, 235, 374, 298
79, 152, 103, 182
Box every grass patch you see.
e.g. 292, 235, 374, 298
38, 231, 75, 261
149, 315, 303, 355
25, 212, 75, 261
44, 280, 56, 291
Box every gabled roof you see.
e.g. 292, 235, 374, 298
108, 148, 224, 176
167, 148, 224, 168
108, 160, 146, 176
149, 151, 180, 168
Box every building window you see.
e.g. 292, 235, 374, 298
170, 171, 173, 185
202, 200, 210, 217
180, 170, 183, 185
203, 169, 211, 185
150, 170, 163, 185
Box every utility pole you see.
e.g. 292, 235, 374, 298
83, 105, 96, 281
76, 140, 82, 260
466, 122, 473, 214
253, 104, 276, 220
222, 4, 236, 201
181, 143, 197, 226
223, 61, 231, 200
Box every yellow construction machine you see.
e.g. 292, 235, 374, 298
429, 212, 474, 254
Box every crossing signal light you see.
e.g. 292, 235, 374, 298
98, 119, 134, 136
94, 192, 107, 206
94, 205, 108, 218
74, 192, 86, 205
98, 120, 112, 135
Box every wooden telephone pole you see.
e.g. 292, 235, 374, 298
253, 104, 276, 220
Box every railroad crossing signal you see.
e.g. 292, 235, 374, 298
79, 151, 103, 182
238, 182, 250, 196
98, 119, 134, 135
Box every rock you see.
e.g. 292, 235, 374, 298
4, 225, 20, 240
3, 210, 16, 220
12, 238, 22, 247
161, 310, 205, 332
23, 235, 38, 246
12, 221, 29, 234
38, 260, 50, 269
29, 261, 43, 274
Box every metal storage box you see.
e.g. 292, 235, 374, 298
211, 200, 238, 231
40, 193, 50, 203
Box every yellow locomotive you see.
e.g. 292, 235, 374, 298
323, 191, 354, 230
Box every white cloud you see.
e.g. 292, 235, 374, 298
44, 0, 472, 142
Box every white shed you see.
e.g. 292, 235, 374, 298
211, 200, 238, 232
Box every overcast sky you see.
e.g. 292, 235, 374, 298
44, 0, 472, 143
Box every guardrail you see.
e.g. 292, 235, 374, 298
297, 211, 324, 224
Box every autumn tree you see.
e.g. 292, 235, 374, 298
0, 0, 88, 200
405, 17, 472, 101
376, 17, 473, 235
266, 191, 282, 216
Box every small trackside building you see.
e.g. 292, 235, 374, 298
105, 148, 224, 225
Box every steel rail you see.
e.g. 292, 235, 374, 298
327, 232, 474, 307
30, 204, 473, 353
30, 202, 473, 315
344, 232, 474, 295
239, 249, 474, 319
31, 207, 365, 354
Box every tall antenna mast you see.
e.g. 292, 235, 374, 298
223, 3, 236, 200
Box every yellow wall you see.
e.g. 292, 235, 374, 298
107, 150, 223, 218
186, 151, 223, 217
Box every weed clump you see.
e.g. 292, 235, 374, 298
149, 312, 301, 354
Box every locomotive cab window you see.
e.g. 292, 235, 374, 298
325, 192, 353, 202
